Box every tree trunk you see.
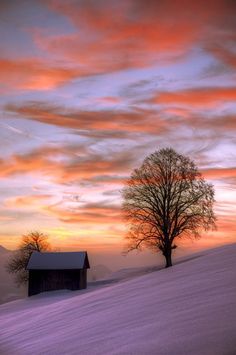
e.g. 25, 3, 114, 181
164, 248, 172, 268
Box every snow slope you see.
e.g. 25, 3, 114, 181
1, 244, 236, 355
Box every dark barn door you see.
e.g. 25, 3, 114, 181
40, 270, 81, 292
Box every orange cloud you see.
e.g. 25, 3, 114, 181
201, 167, 236, 180
216, 216, 236, 233
46, 201, 122, 225
1, 0, 235, 96
0, 58, 80, 92
150, 87, 236, 107
0, 144, 134, 186
5, 102, 168, 134
38, 0, 236, 75
5, 194, 53, 208
0, 153, 58, 178
58, 151, 137, 184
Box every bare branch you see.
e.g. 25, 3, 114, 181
122, 148, 216, 267
6, 231, 51, 286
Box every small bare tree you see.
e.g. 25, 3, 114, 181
6, 231, 50, 286
122, 148, 216, 267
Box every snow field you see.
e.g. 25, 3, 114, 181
0, 244, 236, 355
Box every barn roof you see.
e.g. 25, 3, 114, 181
26, 251, 90, 270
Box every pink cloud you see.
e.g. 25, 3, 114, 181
0, 58, 80, 92
149, 87, 236, 107
37, 0, 236, 76
45, 201, 122, 225
5, 194, 53, 208
5, 102, 169, 134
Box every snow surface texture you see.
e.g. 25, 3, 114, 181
1, 244, 236, 355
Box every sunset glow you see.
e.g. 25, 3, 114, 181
1, 0, 236, 258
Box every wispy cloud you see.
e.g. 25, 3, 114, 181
5, 102, 169, 135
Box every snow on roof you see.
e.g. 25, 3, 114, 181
26, 251, 90, 270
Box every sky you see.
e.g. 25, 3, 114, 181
0, 0, 236, 265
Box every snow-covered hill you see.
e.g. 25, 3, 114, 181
1, 244, 236, 355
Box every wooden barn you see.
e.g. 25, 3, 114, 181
26, 251, 90, 296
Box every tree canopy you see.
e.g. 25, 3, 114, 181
6, 231, 50, 286
122, 148, 216, 267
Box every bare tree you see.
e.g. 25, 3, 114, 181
6, 231, 50, 286
122, 148, 216, 268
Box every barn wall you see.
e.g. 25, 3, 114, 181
79, 269, 87, 289
28, 269, 88, 296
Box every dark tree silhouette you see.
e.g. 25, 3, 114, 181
122, 148, 216, 268
6, 231, 50, 286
